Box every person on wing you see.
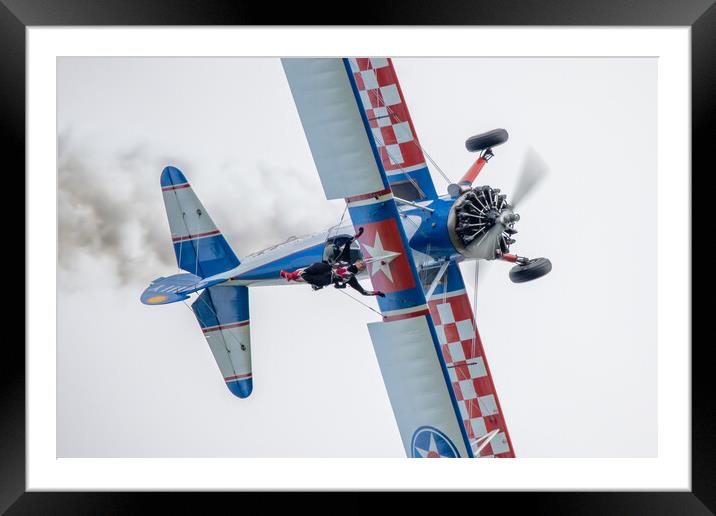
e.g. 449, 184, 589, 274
330, 259, 385, 297
279, 227, 385, 298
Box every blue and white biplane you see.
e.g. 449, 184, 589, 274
141, 58, 552, 458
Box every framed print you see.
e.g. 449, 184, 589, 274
6, 0, 711, 512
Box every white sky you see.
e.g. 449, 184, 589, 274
57, 57, 657, 457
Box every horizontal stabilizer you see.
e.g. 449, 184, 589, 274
140, 273, 226, 305
192, 285, 253, 398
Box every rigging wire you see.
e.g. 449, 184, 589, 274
378, 96, 454, 186
371, 88, 454, 189
182, 292, 247, 372
177, 230, 183, 275
421, 145, 454, 187
173, 186, 199, 277
336, 288, 383, 317
371, 128, 424, 197
471, 260, 479, 358
401, 211, 430, 240
327, 203, 348, 240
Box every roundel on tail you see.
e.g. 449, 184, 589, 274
411, 426, 460, 458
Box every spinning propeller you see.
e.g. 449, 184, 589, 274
468, 146, 549, 257
510, 146, 550, 210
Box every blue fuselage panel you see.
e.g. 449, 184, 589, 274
229, 201, 461, 286
232, 242, 326, 281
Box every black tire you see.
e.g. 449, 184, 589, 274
509, 257, 552, 283
465, 128, 509, 152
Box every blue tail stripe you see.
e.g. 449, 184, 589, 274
174, 235, 240, 279
192, 289, 219, 328
192, 286, 249, 329
160, 166, 188, 187
226, 378, 253, 399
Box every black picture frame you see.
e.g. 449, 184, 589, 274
4, 0, 710, 512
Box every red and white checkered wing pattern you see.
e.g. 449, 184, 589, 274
428, 290, 516, 458
347, 58, 437, 198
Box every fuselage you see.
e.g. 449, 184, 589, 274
212, 195, 463, 288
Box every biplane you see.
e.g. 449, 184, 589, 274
141, 58, 552, 458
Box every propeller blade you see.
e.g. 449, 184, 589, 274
473, 259, 479, 305
462, 258, 490, 326
461, 260, 480, 292
468, 222, 504, 260
511, 146, 549, 209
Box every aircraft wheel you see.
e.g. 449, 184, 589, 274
509, 257, 552, 283
465, 129, 509, 152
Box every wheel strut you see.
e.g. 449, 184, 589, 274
501, 253, 530, 265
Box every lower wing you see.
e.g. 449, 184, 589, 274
426, 262, 515, 457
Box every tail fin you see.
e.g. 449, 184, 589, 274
161, 166, 239, 278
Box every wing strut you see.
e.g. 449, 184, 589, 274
424, 261, 450, 300
394, 196, 435, 213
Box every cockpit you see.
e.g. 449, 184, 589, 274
323, 234, 364, 264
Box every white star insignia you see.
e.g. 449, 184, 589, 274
361, 232, 400, 283
414, 433, 443, 458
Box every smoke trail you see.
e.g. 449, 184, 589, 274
58, 133, 343, 288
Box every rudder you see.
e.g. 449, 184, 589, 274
161, 166, 239, 278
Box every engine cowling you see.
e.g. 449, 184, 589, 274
447, 185, 519, 260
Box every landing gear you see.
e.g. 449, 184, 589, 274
465, 128, 509, 153
508, 257, 552, 283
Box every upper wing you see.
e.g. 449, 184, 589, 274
283, 58, 472, 457
281, 58, 387, 200
426, 262, 515, 457
346, 58, 438, 200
